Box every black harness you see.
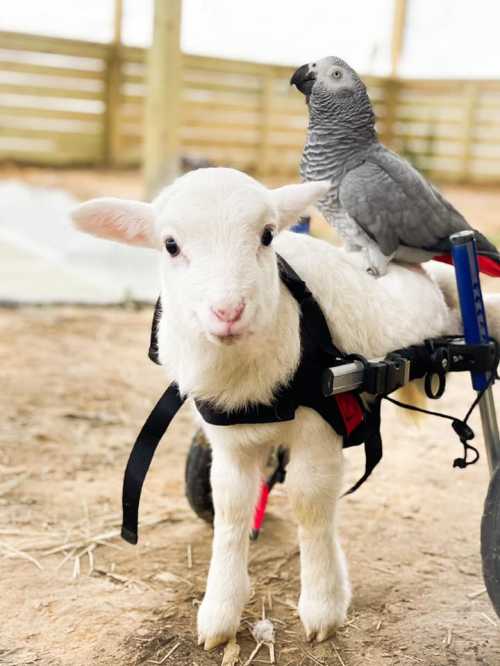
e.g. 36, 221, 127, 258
121, 255, 383, 544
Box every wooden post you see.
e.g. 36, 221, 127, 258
104, 0, 124, 165
257, 69, 274, 180
144, 0, 182, 199
112, 0, 123, 45
381, 77, 399, 149
390, 0, 407, 77
460, 82, 479, 183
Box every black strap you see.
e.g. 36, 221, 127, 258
343, 398, 383, 495
196, 379, 297, 425
277, 255, 345, 364
121, 383, 185, 544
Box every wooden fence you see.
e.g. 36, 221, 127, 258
1, 30, 500, 183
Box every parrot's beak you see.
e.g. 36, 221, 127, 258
290, 64, 316, 97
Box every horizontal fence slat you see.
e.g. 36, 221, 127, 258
0, 30, 108, 59
0, 116, 101, 135
0, 105, 102, 122
0, 82, 105, 101
0, 70, 105, 93
0, 150, 100, 165
0, 126, 103, 146
0, 59, 105, 80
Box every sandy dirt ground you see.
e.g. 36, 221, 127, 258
1, 167, 500, 665
1, 304, 499, 666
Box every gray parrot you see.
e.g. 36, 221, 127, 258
290, 56, 500, 277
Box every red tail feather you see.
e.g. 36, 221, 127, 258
434, 253, 500, 277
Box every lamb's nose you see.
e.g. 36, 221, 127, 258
211, 301, 245, 323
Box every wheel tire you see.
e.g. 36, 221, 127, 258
481, 464, 500, 618
185, 428, 214, 525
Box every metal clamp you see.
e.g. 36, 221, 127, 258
322, 355, 410, 397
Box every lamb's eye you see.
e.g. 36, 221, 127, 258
261, 226, 274, 247
164, 237, 180, 257
332, 69, 343, 79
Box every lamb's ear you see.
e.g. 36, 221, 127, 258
71, 198, 158, 248
271, 181, 331, 229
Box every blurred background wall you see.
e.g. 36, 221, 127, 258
0, 0, 498, 303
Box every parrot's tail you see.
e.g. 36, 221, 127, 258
434, 251, 500, 277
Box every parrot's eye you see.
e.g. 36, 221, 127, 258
332, 69, 343, 79
260, 226, 274, 247
164, 237, 180, 257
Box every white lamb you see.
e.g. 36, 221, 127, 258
71, 167, 499, 650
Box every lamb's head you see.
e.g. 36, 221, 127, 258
71, 168, 329, 347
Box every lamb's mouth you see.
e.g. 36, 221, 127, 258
208, 329, 252, 345
218, 334, 241, 345
206, 333, 240, 347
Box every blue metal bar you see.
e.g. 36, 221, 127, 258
451, 230, 499, 473
450, 230, 490, 391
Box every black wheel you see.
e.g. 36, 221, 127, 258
481, 464, 500, 618
185, 428, 214, 525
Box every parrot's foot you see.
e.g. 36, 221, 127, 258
345, 241, 362, 253
362, 244, 392, 277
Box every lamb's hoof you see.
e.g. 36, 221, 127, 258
197, 596, 241, 652
199, 633, 231, 651
304, 626, 336, 644
305, 627, 336, 643
299, 595, 349, 643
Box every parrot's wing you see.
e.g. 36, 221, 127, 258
339, 148, 473, 256
426, 180, 498, 254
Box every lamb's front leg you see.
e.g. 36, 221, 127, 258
197, 433, 263, 650
286, 408, 351, 642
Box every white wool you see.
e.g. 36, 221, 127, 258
252, 618, 275, 643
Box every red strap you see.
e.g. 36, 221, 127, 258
434, 253, 500, 277
252, 481, 270, 532
335, 392, 364, 435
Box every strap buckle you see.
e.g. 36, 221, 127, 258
424, 336, 498, 374
362, 355, 410, 395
